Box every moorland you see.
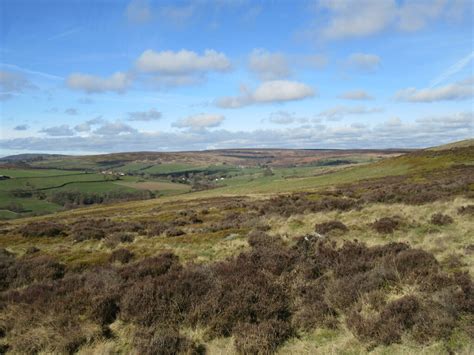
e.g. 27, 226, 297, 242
0, 139, 473, 354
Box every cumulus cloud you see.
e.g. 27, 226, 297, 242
74, 116, 106, 133
0, 70, 36, 99
128, 108, 162, 121
94, 121, 138, 136
395, 77, 473, 102
14, 124, 28, 131
318, 0, 396, 40
134, 49, 231, 88
173, 114, 224, 130
318, 105, 383, 120
66, 72, 131, 93
136, 49, 231, 74
216, 80, 316, 108
3, 112, 471, 152
40, 125, 75, 137
316, 0, 469, 40
125, 0, 152, 24
347, 53, 381, 72
338, 90, 374, 100
248, 49, 290, 81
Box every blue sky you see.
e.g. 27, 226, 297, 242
0, 0, 472, 155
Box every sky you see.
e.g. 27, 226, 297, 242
0, 0, 473, 156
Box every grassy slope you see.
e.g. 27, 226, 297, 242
5, 144, 472, 223
0, 170, 146, 218
1, 143, 473, 354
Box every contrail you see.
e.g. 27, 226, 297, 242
0, 63, 63, 81
430, 51, 474, 88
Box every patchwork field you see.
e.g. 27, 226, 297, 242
0, 141, 473, 354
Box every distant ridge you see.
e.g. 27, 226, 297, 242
427, 139, 474, 151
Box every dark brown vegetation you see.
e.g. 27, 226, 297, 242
0, 231, 472, 354
371, 217, 401, 234
109, 248, 134, 264
430, 213, 454, 226
457, 204, 474, 216
314, 220, 349, 235
332, 164, 474, 206
18, 221, 67, 238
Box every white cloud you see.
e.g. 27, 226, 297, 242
74, 116, 106, 133
128, 108, 162, 121
4, 112, 471, 152
338, 90, 374, 100
94, 121, 138, 136
66, 72, 131, 93
316, 0, 469, 40
0, 70, 36, 99
136, 49, 231, 74
125, 0, 152, 24
40, 125, 75, 137
430, 51, 474, 87
318, 105, 383, 120
253, 80, 315, 102
173, 114, 225, 130
217, 80, 316, 108
318, 0, 396, 39
248, 49, 290, 81
347, 53, 381, 72
395, 77, 473, 102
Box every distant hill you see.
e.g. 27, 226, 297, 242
3, 148, 412, 171
0, 153, 67, 162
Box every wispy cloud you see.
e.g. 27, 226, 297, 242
0, 63, 63, 81
430, 51, 474, 88
48, 27, 82, 41
396, 76, 473, 102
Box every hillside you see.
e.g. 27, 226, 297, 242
0, 141, 473, 354
0, 148, 403, 219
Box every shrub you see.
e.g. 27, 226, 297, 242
25, 246, 40, 254
19, 221, 66, 238
147, 222, 169, 237
104, 232, 135, 248
72, 226, 105, 242
372, 217, 400, 234
314, 220, 348, 235
234, 320, 293, 354
457, 205, 474, 216
165, 227, 185, 237
430, 213, 454, 226
347, 295, 421, 345
109, 248, 134, 264
133, 327, 204, 355
393, 249, 439, 279
120, 252, 181, 281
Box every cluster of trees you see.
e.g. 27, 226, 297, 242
48, 190, 155, 208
